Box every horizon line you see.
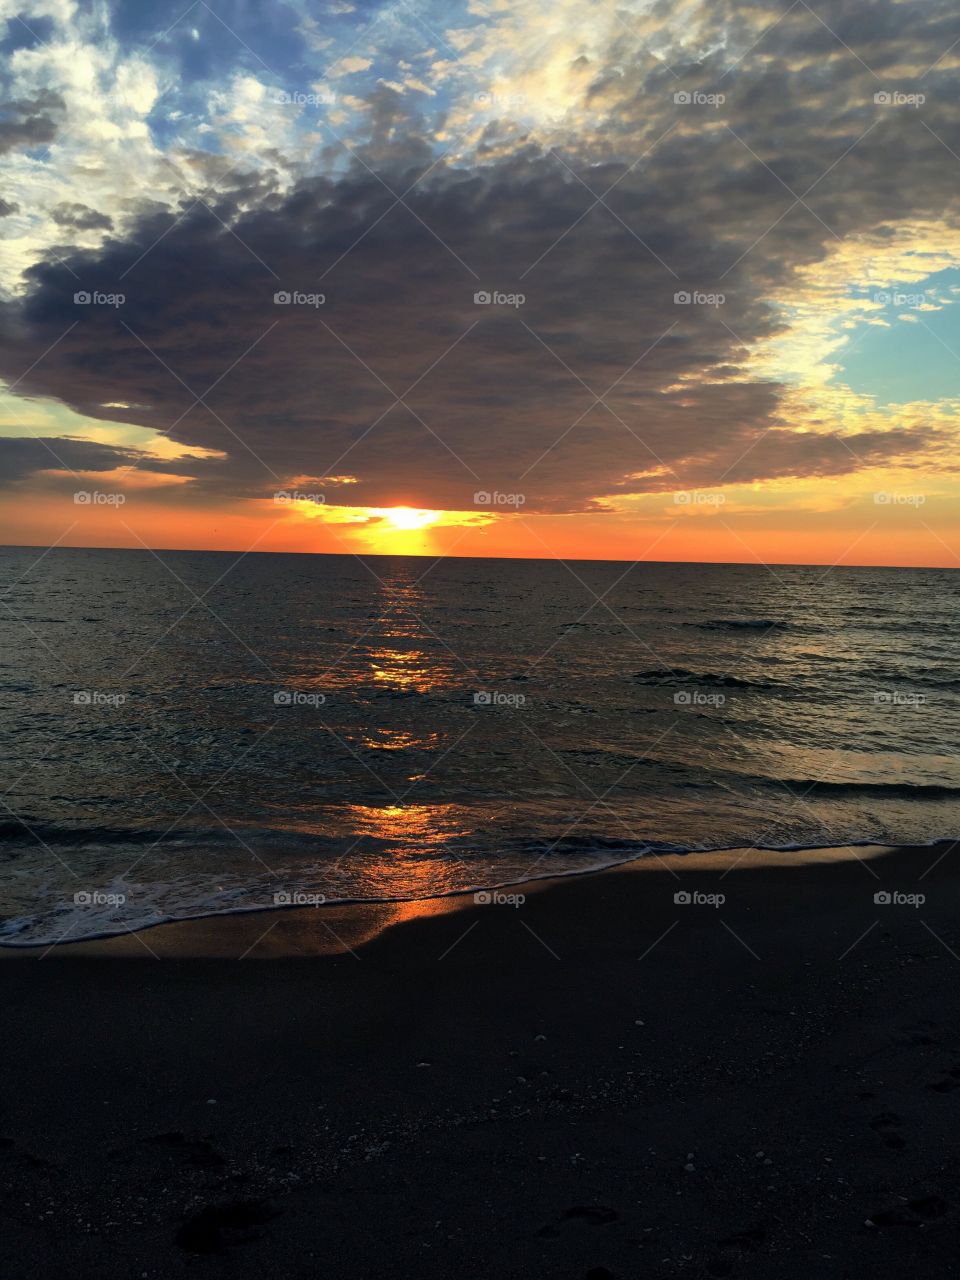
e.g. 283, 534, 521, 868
1, 543, 956, 572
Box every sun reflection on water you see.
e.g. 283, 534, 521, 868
336, 803, 474, 897
365, 646, 443, 692
345, 802, 468, 849
360, 728, 440, 751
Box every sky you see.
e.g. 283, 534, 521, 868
1, 0, 959, 566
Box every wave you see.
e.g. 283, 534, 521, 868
0, 819, 184, 847
0, 818, 348, 857
786, 780, 960, 799
865, 668, 960, 691
689, 619, 788, 631
631, 667, 759, 688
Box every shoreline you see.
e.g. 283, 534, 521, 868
0, 838, 922, 959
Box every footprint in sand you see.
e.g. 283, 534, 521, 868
175, 1198, 279, 1253
140, 1131, 227, 1167
894, 1030, 938, 1046
537, 1205, 620, 1238
869, 1111, 906, 1148
0, 1136, 55, 1172
563, 1206, 620, 1225
706, 1224, 767, 1276
926, 1064, 960, 1092
866, 1194, 950, 1228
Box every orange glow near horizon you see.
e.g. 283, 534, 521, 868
2, 486, 960, 568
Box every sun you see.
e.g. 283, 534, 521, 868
381, 507, 441, 531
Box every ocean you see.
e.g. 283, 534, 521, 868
1, 547, 957, 946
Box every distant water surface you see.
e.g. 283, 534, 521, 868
1, 548, 957, 944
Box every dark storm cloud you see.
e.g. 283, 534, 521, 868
1, 0, 958, 511
51, 202, 114, 232
609, 424, 946, 495
0, 435, 143, 483
0, 90, 63, 154
0, 198, 19, 216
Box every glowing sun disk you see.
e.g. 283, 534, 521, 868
380, 507, 441, 531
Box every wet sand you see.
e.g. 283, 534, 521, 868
2, 841, 960, 1277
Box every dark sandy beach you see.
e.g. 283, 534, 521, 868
2, 841, 960, 1278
